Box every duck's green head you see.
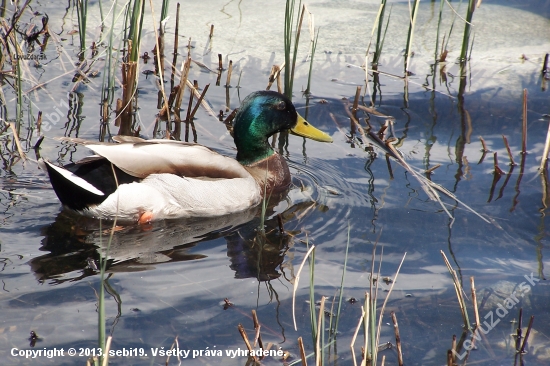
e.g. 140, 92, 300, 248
234, 91, 332, 165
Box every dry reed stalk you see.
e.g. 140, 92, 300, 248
347, 108, 369, 145
225, 85, 231, 113
425, 164, 441, 174
225, 60, 233, 87
266, 66, 277, 90
539, 122, 550, 171
187, 80, 216, 117
174, 58, 191, 121
101, 99, 109, 125
390, 311, 403, 366
2, 0, 31, 42
101, 335, 112, 366
209, 24, 214, 38
169, 3, 181, 90
451, 334, 456, 363
355, 105, 391, 118
115, 99, 122, 127
479, 136, 489, 152
216, 54, 223, 86
149, 0, 171, 122
348, 98, 489, 224
223, 108, 238, 126
276, 65, 283, 94
7, 123, 26, 160
374, 242, 384, 322
165, 336, 180, 364
493, 152, 505, 175
352, 86, 361, 118
218, 53, 223, 71
188, 84, 210, 121
350, 305, 365, 366
516, 308, 523, 351
266, 65, 282, 91
186, 37, 192, 58
185, 83, 195, 141
251, 310, 263, 350
297, 337, 308, 366
119, 59, 137, 135
441, 251, 471, 329
520, 315, 534, 353
374, 253, 406, 362
316, 296, 326, 366
292, 245, 316, 330
174, 3, 180, 53
502, 135, 517, 166
470, 277, 480, 328
351, 86, 361, 135
238, 324, 258, 363
522, 89, 527, 154
36, 111, 43, 135
362, 293, 369, 366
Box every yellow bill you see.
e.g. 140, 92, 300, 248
290, 114, 333, 143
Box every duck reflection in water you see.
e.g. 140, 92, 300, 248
226, 215, 294, 281
29, 202, 306, 284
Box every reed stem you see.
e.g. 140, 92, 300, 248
237, 324, 258, 363
298, 337, 308, 366
459, 0, 476, 63
502, 135, 517, 166
404, 0, 420, 74
76, 0, 88, 56
522, 89, 528, 154
225, 60, 233, 87
515, 308, 523, 351
540, 122, 550, 171
470, 277, 480, 329
519, 315, 535, 354
284, 0, 304, 100
391, 311, 403, 366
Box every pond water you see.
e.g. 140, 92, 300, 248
1, 0, 550, 365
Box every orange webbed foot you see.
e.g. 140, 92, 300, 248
138, 211, 154, 225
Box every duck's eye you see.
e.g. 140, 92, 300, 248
276, 101, 286, 110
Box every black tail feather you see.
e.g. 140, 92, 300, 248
42, 158, 139, 211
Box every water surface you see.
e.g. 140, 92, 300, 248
1, 0, 550, 365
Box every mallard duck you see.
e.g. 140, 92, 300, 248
39, 91, 333, 223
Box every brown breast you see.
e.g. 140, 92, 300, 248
243, 153, 291, 197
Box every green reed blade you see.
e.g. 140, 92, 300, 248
404, 0, 420, 74
332, 223, 350, 339
459, 0, 476, 63
308, 245, 317, 347
305, 27, 319, 95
